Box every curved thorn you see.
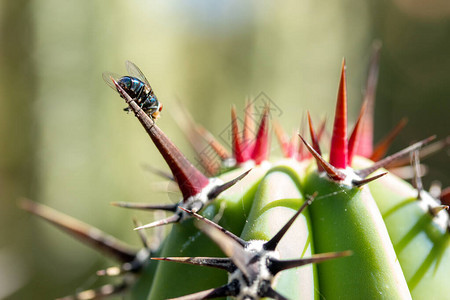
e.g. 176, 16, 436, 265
356, 136, 436, 178
134, 214, 181, 231
111, 202, 178, 212
299, 135, 346, 181
264, 195, 315, 251
19, 198, 137, 263
207, 169, 252, 200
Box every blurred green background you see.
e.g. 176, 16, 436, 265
1, 0, 449, 299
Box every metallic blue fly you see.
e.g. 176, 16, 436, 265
103, 61, 162, 120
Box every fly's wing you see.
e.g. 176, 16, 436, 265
102, 72, 123, 90
125, 61, 151, 88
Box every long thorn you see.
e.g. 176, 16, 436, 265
264, 195, 315, 251
356, 136, 436, 178
268, 250, 352, 275
196, 218, 249, 278
111, 202, 178, 212
179, 207, 246, 247
329, 59, 348, 169
134, 214, 181, 231
352, 172, 388, 187
299, 135, 346, 181
385, 136, 450, 168
307, 112, 322, 155
133, 218, 150, 249
151, 257, 235, 272
307, 112, 323, 172
19, 199, 136, 263
207, 169, 252, 199
112, 78, 210, 201
264, 287, 289, 300
370, 118, 408, 161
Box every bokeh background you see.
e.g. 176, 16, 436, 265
1, 0, 449, 299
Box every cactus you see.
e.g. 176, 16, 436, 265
21, 49, 449, 300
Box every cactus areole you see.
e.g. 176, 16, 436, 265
23, 55, 449, 300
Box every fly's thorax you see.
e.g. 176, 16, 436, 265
117, 76, 145, 99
